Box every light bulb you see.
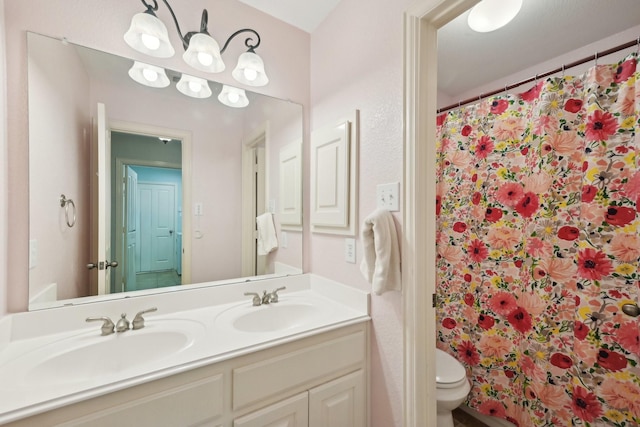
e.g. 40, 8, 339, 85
142, 68, 158, 82
197, 52, 214, 67
243, 68, 258, 82
141, 33, 160, 51
188, 81, 202, 93
227, 92, 240, 104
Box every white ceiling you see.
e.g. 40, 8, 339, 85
236, 0, 640, 98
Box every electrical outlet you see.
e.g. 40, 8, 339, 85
345, 238, 356, 263
376, 182, 400, 211
194, 203, 203, 216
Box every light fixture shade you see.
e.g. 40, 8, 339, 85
232, 51, 269, 87
467, 0, 523, 32
218, 85, 249, 108
128, 61, 170, 88
176, 74, 212, 98
183, 33, 225, 73
124, 12, 175, 58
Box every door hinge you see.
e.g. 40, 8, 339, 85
432, 293, 437, 308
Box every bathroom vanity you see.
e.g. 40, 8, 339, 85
0, 275, 370, 426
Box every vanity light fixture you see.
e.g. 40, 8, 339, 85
124, 0, 269, 87
218, 85, 249, 108
176, 74, 212, 98
467, 0, 523, 33
128, 61, 170, 88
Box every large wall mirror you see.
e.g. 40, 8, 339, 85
27, 32, 304, 310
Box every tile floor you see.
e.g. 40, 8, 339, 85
453, 408, 491, 427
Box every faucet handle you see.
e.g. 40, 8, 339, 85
132, 307, 158, 330
269, 287, 287, 303
244, 292, 262, 306
86, 316, 115, 336
115, 313, 130, 332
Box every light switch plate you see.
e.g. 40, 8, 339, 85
345, 238, 356, 263
376, 182, 400, 211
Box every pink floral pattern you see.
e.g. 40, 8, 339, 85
436, 54, 640, 427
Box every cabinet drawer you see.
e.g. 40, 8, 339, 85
233, 331, 365, 410
58, 374, 224, 427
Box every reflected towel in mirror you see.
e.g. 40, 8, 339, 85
256, 212, 278, 255
360, 209, 401, 295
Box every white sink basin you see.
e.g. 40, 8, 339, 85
8, 319, 204, 386
215, 300, 325, 333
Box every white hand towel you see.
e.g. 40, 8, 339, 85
359, 209, 402, 295
256, 212, 278, 255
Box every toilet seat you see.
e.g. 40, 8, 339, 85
436, 349, 467, 389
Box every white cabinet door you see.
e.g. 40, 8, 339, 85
234, 393, 309, 427
309, 370, 365, 427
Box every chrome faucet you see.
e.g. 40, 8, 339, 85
267, 287, 286, 303
86, 316, 115, 336
244, 287, 287, 306
116, 313, 130, 332
132, 307, 158, 330
244, 292, 262, 306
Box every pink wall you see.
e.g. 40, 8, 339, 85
0, 0, 6, 317
28, 34, 91, 302
3, 0, 310, 312
310, 0, 413, 425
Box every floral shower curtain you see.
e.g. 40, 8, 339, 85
435, 53, 640, 427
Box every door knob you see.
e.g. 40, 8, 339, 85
622, 303, 639, 317
87, 263, 97, 270
105, 260, 119, 269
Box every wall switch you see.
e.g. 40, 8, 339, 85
281, 231, 288, 248
29, 239, 37, 269
345, 238, 356, 263
194, 202, 203, 216
376, 182, 400, 211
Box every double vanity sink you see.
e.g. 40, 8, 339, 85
0, 274, 370, 424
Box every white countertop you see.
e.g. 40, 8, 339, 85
0, 274, 370, 424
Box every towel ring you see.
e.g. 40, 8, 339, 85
60, 194, 76, 228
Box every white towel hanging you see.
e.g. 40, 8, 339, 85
256, 212, 278, 255
360, 209, 402, 295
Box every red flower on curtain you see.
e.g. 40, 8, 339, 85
478, 400, 507, 418
453, 222, 467, 233
571, 386, 603, 423
488, 292, 518, 316
507, 306, 533, 333
462, 125, 473, 136
605, 205, 636, 227
478, 314, 495, 330
585, 110, 618, 141
519, 81, 543, 102
550, 353, 573, 369
577, 248, 613, 280
558, 226, 580, 240
514, 192, 539, 218
574, 321, 589, 340
475, 135, 494, 159
442, 318, 457, 329
457, 340, 480, 365
597, 348, 628, 371
616, 321, 640, 353
490, 99, 509, 115
564, 98, 583, 113
581, 185, 598, 202
496, 182, 525, 208
485, 207, 503, 222
468, 239, 489, 262
614, 58, 636, 83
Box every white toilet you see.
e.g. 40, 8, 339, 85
436, 348, 471, 427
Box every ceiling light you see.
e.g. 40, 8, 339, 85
124, 0, 269, 86
218, 85, 249, 108
176, 74, 212, 98
468, 0, 523, 33
128, 61, 170, 88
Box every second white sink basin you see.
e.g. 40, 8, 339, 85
215, 299, 325, 333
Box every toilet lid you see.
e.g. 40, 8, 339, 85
435, 349, 467, 385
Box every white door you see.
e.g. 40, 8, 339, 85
96, 103, 113, 295
139, 183, 176, 272
309, 370, 365, 427
124, 166, 138, 291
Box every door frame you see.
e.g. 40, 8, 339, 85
241, 121, 270, 277
115, 159, 181, 291
110, 120, 192, 286
403, 1, 479, 426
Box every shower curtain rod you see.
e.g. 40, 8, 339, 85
437, 37, 640, 114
